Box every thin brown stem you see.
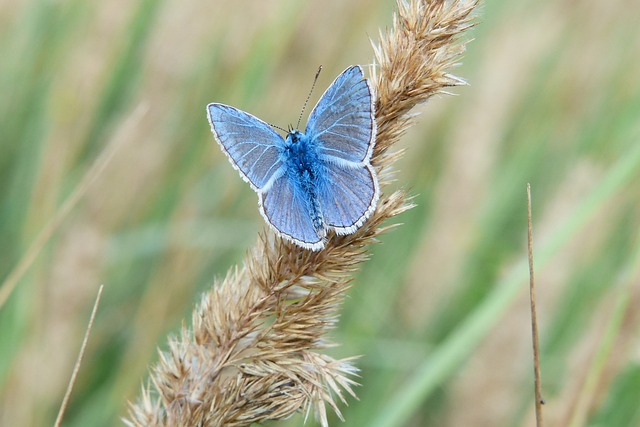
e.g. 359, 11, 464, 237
54, 285, 104, 427
527, 183, 544, 427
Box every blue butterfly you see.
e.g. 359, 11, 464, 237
206, 65, 379, 250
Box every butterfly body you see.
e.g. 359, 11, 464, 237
281, 129, 325, 231
207, 66, 378, 250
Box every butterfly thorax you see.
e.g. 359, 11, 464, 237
284, 130, 324, 232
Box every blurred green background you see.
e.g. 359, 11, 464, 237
1, 0, 639, 426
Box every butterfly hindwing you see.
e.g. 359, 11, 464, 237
316, 162, 379, 233
207, 103, 285, 191
305, 65, 376, 165
259, 174, 324, 250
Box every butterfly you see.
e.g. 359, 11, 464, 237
206, 65, 379, 250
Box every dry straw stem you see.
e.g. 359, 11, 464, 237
55, 285, 105, 427
125, 1, 477, 426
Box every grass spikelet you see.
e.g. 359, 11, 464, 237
125, 1, 477, 426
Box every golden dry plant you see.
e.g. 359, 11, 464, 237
125, 1, 478, 426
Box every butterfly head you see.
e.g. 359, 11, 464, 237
286, 129, 304, 145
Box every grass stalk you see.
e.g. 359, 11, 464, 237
125, 1, 478, 426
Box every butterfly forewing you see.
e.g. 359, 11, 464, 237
306, 65, 376, 165
259, 175, 324, 250
207, 103, 285, 191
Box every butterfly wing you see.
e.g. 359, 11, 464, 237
306, 65, 379, 234
259, 174, 325, 250
305, 65, 376, 165
316, 162, 379, 234
207, 103, 285, 191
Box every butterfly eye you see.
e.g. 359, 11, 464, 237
290, 131, 300, 143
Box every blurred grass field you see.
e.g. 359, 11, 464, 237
1, 0, 640, 426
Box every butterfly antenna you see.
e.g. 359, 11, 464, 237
296, 65, 323, 130
268, 122, 288, 133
